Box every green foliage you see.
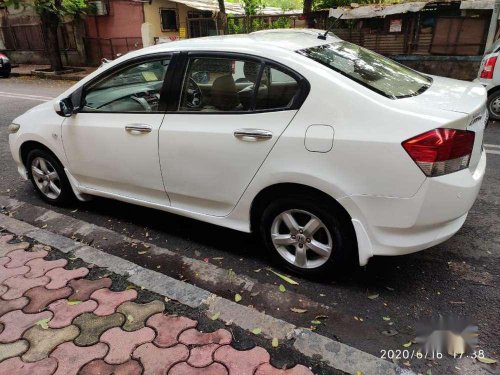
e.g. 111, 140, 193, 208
5, 0, 88, 20
271, 16, 290, 28
242, 0, 264, 15
227, 14, 246, 34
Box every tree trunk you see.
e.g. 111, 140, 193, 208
303, 0, 314, 28
40, 9, 63, 72
217, 0, 227, 35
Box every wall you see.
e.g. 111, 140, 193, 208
143, 0, 189, 40
394, 55, 482, 81
84, 0, 144, 38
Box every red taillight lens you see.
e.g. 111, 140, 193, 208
480, 56, 497, 79
402, 128, 475, 177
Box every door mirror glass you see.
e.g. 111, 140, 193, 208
54, 98, 74, 117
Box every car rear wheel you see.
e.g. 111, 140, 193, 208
260, 196, 356, 277
487, 90, 500, 120
27, 149, 74, 205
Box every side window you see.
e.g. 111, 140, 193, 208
82, 58, 170, 113
179, 57, 261, 112
255, 66, 299, 110
160, 9, 178, 31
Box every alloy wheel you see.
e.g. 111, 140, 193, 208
490, 96, 500, 116
31, 157, 62, 200
270, 209, 333, 269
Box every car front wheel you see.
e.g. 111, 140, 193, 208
27, 149, 74, 205
260, 196, 356, 277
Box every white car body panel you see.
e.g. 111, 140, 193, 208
9, 29, 487, 266
62, 113, 168, 206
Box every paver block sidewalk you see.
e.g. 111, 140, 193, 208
0, 233, 314, 375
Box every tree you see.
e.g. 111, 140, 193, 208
6, 0, 87, 72
303, 0, 314, 28
217, 0, 227, 35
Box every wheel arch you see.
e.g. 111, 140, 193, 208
250, 183, 356, 237
20, 140, 62, 168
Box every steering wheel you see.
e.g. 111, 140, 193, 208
185, 77, 203, 109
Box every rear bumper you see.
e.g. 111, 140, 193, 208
473, 78, 495, 92
341, 150, 486, 265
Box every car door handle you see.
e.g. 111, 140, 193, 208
125, 124, 152, 134
234, 129, 273, 141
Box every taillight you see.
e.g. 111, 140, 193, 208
480, 56, 497, 79
402, 128, 475, 177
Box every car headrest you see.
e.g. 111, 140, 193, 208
211, 75, 240, 111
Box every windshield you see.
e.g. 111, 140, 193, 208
298, 42, 432, 99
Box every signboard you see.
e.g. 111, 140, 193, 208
389, 19, 402, 32
179, 27, 187, 38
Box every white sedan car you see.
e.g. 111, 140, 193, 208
8, 29, 487, 276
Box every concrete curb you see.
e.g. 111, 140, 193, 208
10, 71, 84, 82
0, 209, 413, 375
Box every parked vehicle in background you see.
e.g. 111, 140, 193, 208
0, 52, 12, 78
8, 29, 487, 276
476, 39, 500, 119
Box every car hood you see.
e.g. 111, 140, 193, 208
404, 75, 486, 115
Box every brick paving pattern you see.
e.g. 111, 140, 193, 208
0, 233, 313, 374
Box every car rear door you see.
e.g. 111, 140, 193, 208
158, 52, 309, 216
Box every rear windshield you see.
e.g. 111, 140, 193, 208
297, 42, 432, 99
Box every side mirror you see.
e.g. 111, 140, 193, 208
54, 98, 74, 117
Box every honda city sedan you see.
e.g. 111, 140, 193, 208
8, 29, 487, 275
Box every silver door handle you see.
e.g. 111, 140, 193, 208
125, 124, 152, 134
234, 129, 273, 141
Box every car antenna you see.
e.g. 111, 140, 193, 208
318, 13, 343, 40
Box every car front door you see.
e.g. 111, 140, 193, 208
62, 54, 172, 205
158, 53, 307, 216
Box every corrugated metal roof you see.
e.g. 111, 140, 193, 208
166, 0, 300, 15
328, 0, 495, 19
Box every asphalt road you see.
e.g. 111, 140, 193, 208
1, 76, 499, 375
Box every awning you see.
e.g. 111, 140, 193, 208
328, 0, 495, 19
166, 0, 299, 15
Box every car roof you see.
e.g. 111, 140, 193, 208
142, 29, 340, 55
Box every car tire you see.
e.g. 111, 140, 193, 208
487, 90, 500, 121
260, 195, 357, 277
26, 149, 75, 206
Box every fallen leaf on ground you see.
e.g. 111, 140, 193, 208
254, 269, 261, 273
252, 327, 262, 335
36, 318, 50, 330
311, 320, 322, 325
272, 338, 279, 348
477, 357, 497, 364
138, 251, 148, 255
290, 308, 307, 313
279, 284, 286, 293
268, 269, 299, 285
383, 316, 391, 321
403, 341, 412, 348
315, 315, 328, 320
234, 294, 242, 302
368, 294, 379, 300
211, 312, 220, 321
381, 329, 399, 336
67, 300, 82, 305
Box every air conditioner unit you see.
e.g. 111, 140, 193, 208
89, 0, 108, 16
